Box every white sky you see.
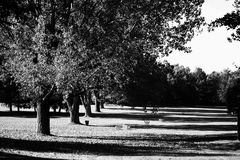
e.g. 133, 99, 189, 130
162, 0, 240, 74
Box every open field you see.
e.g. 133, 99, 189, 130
0, 104, 240, 160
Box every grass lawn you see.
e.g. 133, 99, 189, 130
0, 104, 240, 160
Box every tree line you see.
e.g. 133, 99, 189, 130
1, 55, 240, 110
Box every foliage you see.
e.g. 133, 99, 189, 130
225, 77, 240, 113
210, 1, 240, 42
168, 65, 197, 105
7, 16, 56, 100
1, 0, 205, 107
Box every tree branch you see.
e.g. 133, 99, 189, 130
42, 85, 55, 101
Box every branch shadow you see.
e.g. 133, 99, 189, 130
130, 124, 237, 131
92, 112, 162, 120
161, 115, 237, 123
0, 151, 56, 160
0, 111, 84, 119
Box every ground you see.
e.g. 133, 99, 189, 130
0, 104, 240, 160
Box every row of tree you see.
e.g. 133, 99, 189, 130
2, 56, 240, 111
0, 0, 205, 135
105, 59, 240, 108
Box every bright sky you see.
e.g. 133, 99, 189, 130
162, 0, 240, 74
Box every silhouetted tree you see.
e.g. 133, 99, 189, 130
225, 77, 240, 140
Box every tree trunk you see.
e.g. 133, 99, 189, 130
17, 94, 20, 112
80, 91, 92, 117
36, 85, 55, 135
84, 102, 92, 117
66, 94, 80, 124
100, 100, 104, 109
237, 109, 240, 141
8, 103, 12, 112
53, 106, 57, 113
37, 100, 50, 135
94, 90, 100, 112
58, 104, 62, 113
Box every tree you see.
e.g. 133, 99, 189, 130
210, 0, 240, 42
225, 78, 240, 140
192, 68, 208, 104
218, 69, 233, 104
55, 0, 205, 113
210, 0, 240, 140
167, 65, 197, 105
205, 72, 221, 105
5, 1, 63, 135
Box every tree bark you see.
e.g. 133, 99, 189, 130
17, 93, 20, 112
58, 106, 61, 113
94, 90, 100, 112
237, 109, 240, 141
66, 94, 80, 124
100, 100, 104, 109
36, 85, 55, 135
8, 103, 12, 112
37, 100, 50, 135
80, 91, 92, 117
84, 102, 92, 117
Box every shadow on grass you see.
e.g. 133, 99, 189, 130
94, 123, 237, 132
0, 111, 84, 119
92, 112, 236, 123
0, 151, 56, 160
60, 133, 238, 142
0, 136, 236, 157
92, 112, 162, 120
161, 115, 236, 123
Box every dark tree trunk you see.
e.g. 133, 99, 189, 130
80, 91, 92, 117
17, 94, 20, 112
53, 106, 56, 113
94, 90, 100, 112
36, 85, 55, 135
8, 103, 12, 112
37, 100, 50, 135
66, 94, 80, 124
237, 109, 240, 141
100, 100, 104, 109
58, 105, 61, 113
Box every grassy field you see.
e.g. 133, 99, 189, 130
0, 104, 240, 160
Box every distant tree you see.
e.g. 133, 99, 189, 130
168, 65, 197, 105
121, 53, 168, 106
205, 72, 221, 105
218, 69, 233, 104
192, 68, 208, 104
224, 77, 240, 140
